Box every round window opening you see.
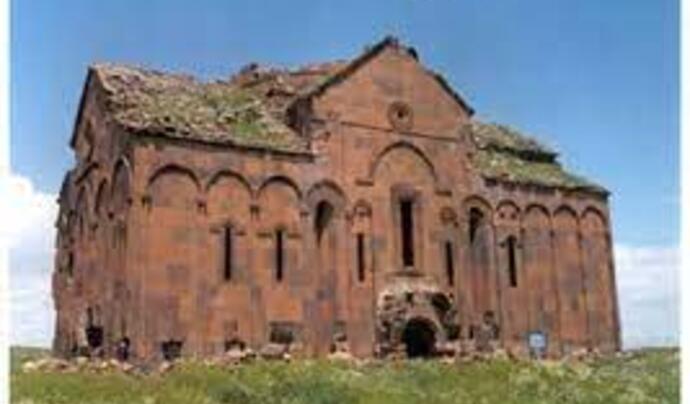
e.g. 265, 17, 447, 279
388, 101, 414, 131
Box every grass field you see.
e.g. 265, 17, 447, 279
10, 346, 679, 404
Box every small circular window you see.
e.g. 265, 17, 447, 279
387, 101, 414, 131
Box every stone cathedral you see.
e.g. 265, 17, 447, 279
53, 37, 620, 362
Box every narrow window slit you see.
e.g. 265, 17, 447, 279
469, 208, 483, 243
507, 236, 518, 287
223, 225, 233, 281
275, 229, 284, 282
357, 233, 366, 282
445, 241, 455, 286
400, 199, 414, 267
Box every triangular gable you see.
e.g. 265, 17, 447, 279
294, 36, 474, 117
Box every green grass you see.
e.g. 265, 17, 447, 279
11, 347, 679, 404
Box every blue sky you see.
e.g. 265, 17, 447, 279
9, 0, 678, 347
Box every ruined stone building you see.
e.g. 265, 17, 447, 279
53, 37, 620, 361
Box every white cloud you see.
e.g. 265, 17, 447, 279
0, 173, 58, 249
3, 173, 57, 347
614, 244, 679, 349
2, 173, 680, 350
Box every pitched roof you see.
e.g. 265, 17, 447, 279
468, 122, 607, 194
91, 64, 313, 153
84, 37, 474, 153
77, 39, 605, 194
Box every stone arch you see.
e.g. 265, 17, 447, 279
462, 196, 493, 243
206, 171, 253, 217
207, 172, 252, 284
257, 175, 302, 202
305, 180, 347, 213
553, 204, 587, 351
79, 162, 100, 185
205, 169, 253, 198
462, 195, 493, 215
74, 186, 91, 237
554, 205, 578, 223
401, 316, 439, 357
352, 199, 373, 219
495, 200, 520, 222
369, 141, 438, 184
580, 205, 616, 351
94, 179, 109, 218
148, 165, 200, 210
581, 207, 608, 231
522, 203, 558, 354
148, 164, 201, 194
523, 204, 551, 226
462, 195, 496, 322
110, 158, 133, 214
257, 175, 302, 286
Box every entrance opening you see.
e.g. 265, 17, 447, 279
401, 318, 436, 358
400, 199, 415, 267
161, 340, 183, 361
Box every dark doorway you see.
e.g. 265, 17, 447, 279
401, 318, 436, 358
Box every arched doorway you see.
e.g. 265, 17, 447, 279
402, 317, 436, 358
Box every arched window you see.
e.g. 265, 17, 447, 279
314, 201, 334, 245
275, 229, 285, 282
444, 241, 455, 286
400, 199, 415, 267
222, 224, 234, 281
506, 235, 518, 287
469, 207, 484, 243
357, 233, 366, 282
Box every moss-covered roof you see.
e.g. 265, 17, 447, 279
469, 122, 607, 194
469, 121, 555, 158
92, 64, 322, 153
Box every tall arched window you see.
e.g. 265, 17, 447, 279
506, 235, 518, 287
469, 207, 484, 243
444, 241, 455, 286
314, 201, 334, 245
275, 229, 285, 282
222, 224, 234, 281
357, 233, 366, 282
400, 199, 415, 267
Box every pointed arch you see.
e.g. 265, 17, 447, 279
523, 204, 551, 227
205, 169, 253, 197
368, 141, 438, 184
305, 180, 347, 213
257, 175, 302, 201
74, 186, 91, 236
581, 206, 608, 229
495, 200, 520, 222
147, 164, 201, 193
110, 157, 133, 214
94, 179, 109, 218
554, 204, 578, 219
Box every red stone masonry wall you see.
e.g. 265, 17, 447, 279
53, 43, 620, 362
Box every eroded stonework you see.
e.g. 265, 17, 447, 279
53, 37, 620, 362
